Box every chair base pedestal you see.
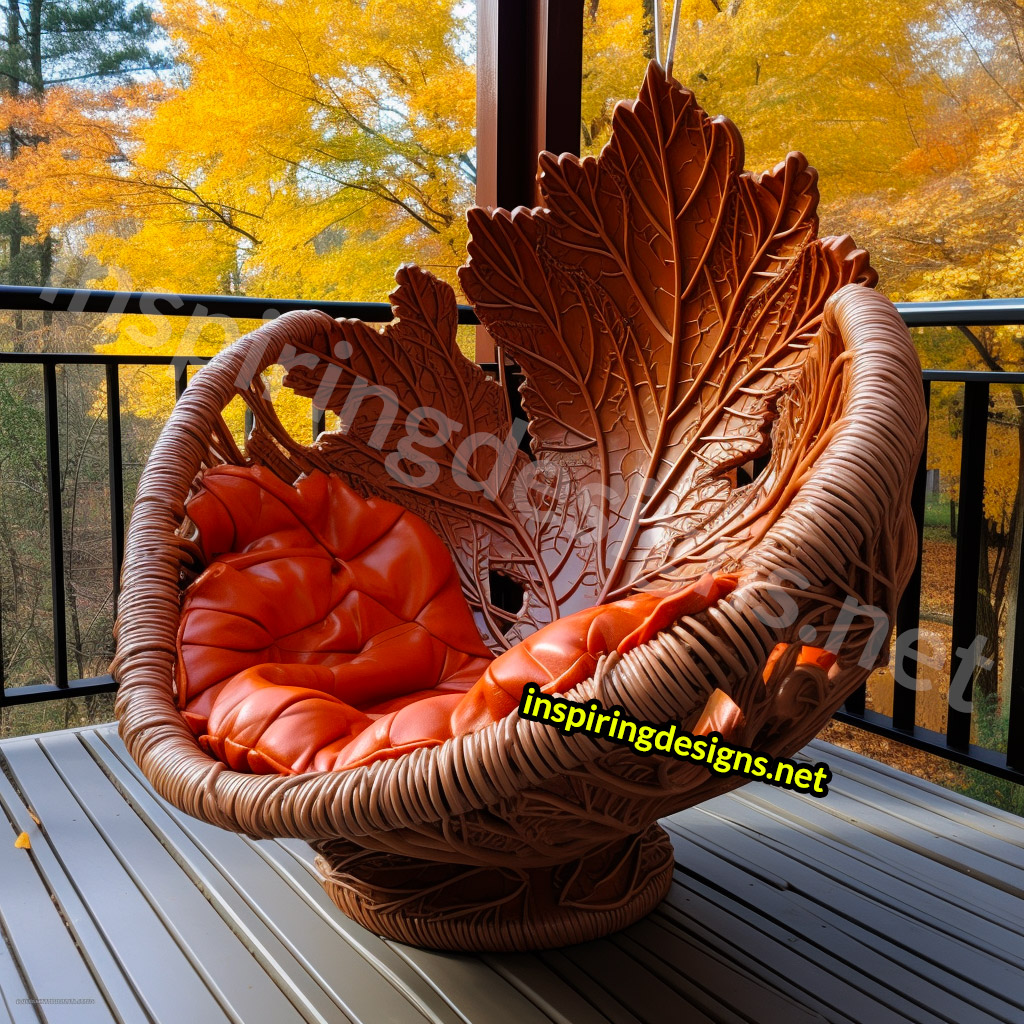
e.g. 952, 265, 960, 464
311, 822, 674, 952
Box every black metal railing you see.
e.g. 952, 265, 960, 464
835, 376, 1024, 783
1, 285, 1023, 788
0, 288, 433, 708
830, 298, 1024, 782
0, 350, 215, 706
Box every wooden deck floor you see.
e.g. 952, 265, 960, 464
0, 724, 1022, 1024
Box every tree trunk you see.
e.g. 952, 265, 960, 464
5, 2, 23, 333
642, 0, 655, 61
29, 0, 52, 322
28, 0, 42, 94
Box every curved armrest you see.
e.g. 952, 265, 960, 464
583, 283, 925, 784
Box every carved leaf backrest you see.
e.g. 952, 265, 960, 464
235, 63, 876, 655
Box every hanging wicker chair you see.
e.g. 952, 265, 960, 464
112, 63, 926, 953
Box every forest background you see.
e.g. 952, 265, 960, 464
1, 0, 1023, 810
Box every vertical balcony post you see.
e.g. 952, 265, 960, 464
474, 0, 584, 361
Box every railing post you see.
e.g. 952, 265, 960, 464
948, 381, 989, 750
105, 364, 125, 617
312, 407, 326, 439
474, 0, 584, 361
1007, 534, 1024, 771
42, 362, 68, 689
892, 380, 931, 732
173, 359, 189, 402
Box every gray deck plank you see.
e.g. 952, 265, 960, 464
481, 952, 639, 1024
265, 838, 555, 1024
383, 942, 574, 1024
654, 883, 901, 1024
799, 756, 1024, 872
41, 731, 326, 1024
730, 786, 1024, 935
668, 805, 1024, 1001
0, 751, 153, 1024
76, 733, 359, 1024
84, 727, 460, 1024
92, 723, 580, 1024
259, 839, 488, 1024
645, 905, 857, 1024
0, 787, 111, 1024
554, 938, 720, 1024
569, 921, 832, 1024
807, 739, 1024, 838
0, 725, 1021, 1024
0, 916, 33, 1024
616, 917, 828, 1024
663, 832, 959, 1024
780, 784, 1024, 894
549, 905, 832, 1024
698, 788, 1024, 966
2, 734, 261, 1024
663, 820, 1021, 1022
532, 951, 647, 1024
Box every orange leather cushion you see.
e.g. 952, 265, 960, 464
176, 466, 737, 774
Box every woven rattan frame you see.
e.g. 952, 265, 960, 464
113, 281, 924, 951
114, 63, 927, 951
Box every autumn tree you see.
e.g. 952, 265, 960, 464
5, 0, 1024, 717
887, 2, 1024, 703
577, 1, 1024, 709
0, 1, 163, 725
0, 0, 163, 302
1, 0, 474, 304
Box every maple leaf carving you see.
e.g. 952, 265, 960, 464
263, 265, 572, 652
459, 61, 875, 602
244, 62, 875, 651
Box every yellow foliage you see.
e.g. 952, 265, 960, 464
2, 0, 1024, 421
581, 0, 932, 210
927, 385, 1021, 523
576, 1, 1024, 329
1, 0, 475, 304
0, 1, 476, 425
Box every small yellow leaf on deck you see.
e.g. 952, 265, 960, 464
27, 809, 41, 826
14, 831, 30, 849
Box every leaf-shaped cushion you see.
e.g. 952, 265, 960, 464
177, 465, 737, 774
